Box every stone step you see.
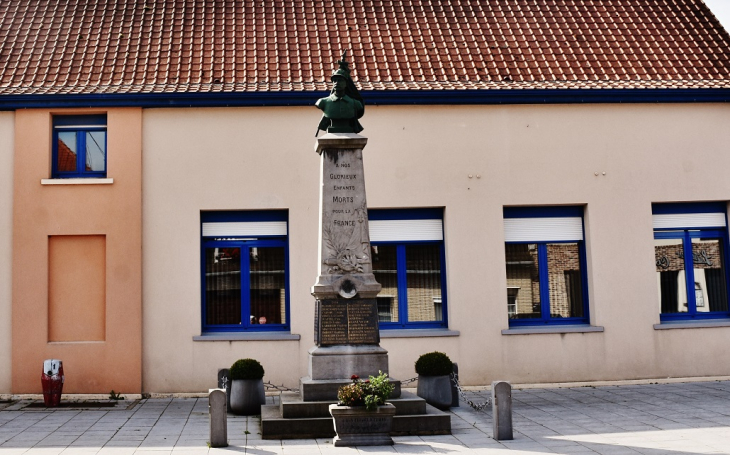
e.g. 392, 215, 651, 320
280, 390, 426, 419
391, 405, 452, 436
299, 377, 401, 401
262, 404, 335, 439
261, 400, 451, 440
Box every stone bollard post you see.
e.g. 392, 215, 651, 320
491, 381, 513, 441
209, 389, 228, 448
450, 363, 459, 407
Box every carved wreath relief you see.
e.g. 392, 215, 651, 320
323, 201, 371, 274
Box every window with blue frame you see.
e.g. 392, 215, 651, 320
503, 206, 589, 326
368, 209, 447, 329
201, 211, 289, 332
653, 203, 729, 321
52, 115, 107, 178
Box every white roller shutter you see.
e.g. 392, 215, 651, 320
369, 219, 443, 242
504, 217, 583, 242
652, 213, 726, 230
202, 221, 287, 237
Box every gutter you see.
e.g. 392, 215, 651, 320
1, 88, 729, 110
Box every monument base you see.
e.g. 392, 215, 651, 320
260, 390, 451, 439
308, 345, 389, 380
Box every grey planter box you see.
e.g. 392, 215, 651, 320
329, 403, 396, 446
416, 375, 452, 410
229, 379, 265, 416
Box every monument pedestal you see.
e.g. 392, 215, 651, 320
307, 133, 389, 399
308, 345, 389, 380
260, 132, 450, 439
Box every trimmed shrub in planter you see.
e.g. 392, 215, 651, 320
415, 351, 453, 410
229, 358, 266, 416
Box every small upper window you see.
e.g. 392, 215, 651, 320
503, 206, 589, 326
653, 202, 729, 321
52, 115, 107, 178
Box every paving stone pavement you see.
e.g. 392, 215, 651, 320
2, 381, 730, 454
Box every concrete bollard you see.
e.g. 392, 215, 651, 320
450, 363, 459, 407
209, 389, 228, 448
491, 381, 513, 441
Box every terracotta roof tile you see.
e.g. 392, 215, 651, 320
0, 0, 729, 96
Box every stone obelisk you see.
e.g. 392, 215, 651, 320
300, 53, 396, 401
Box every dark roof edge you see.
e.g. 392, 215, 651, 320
1, 88, 729, 110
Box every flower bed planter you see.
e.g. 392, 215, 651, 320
417, 375, 452, 410
229, 378, 265, 416
228, 358, 266, 416
329, 403, 396, 447
415, 351, 454, 410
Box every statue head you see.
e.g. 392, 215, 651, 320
332, 75, 347, 97
328, 51, 360, 101
314, 51, 365, 135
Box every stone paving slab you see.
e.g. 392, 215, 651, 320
1, 381, 730, 454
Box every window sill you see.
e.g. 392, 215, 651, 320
380, 329, 460, 338
654, 320, 730, 330
193, 332, 301, 341
502, 325, 604, 335
41, 178, 113, 185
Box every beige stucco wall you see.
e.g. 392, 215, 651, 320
142, 103, 730, 392
0, 112, 14, 393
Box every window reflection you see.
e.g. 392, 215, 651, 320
205, 247, 242, 325
655, 238, 688, 313
505, 243, 584, 319
505, 244, 541, 319
691, 238, 727, 312
405, 244, 442, 322
249, 246, 286, 324
57, 132, 77, 172
85, 131, 106, 171
372, 245, 399, 322
547, 243, 583, 319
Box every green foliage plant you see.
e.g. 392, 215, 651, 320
230, 358, 265, 380
337, 371, 394, 411
415, 351, 453, 377
109, 390, 125, 400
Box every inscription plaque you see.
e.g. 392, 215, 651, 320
315, 299, 379, 346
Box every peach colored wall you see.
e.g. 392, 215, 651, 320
12, 108, 142, 393
0, 112, 14, 394
142, 104, 730, 391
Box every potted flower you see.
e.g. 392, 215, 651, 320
415, 351, 453, 410
229, 358, 266, 416
329, 371, 396, 447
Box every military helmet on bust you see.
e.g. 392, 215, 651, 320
330, 68, 349, 81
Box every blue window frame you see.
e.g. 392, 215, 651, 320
201, 211, 289, 332
52, 115, 107, 178
653, 203, 730, 321
503, 206, 590, 326
369, 208, 447, 329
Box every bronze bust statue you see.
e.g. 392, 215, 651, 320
315, 52, 364, 135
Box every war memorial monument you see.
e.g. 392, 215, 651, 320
260, 53, 451, 439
